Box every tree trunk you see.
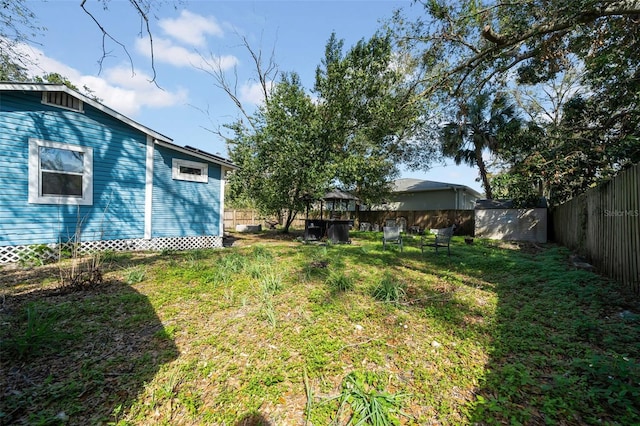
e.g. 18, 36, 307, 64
282, 210, 298, 234
475, 146, 493, 199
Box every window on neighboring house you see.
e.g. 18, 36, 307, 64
172, 158, 208, 183
42, 91, 83, 112
28, 138, 93, 205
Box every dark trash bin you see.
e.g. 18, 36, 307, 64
327, 220, 351, 244
305, 219, 351, 243
305, 220, 326, 241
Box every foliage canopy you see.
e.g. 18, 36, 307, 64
226, 33, 431, 228
390, 0, 640, 204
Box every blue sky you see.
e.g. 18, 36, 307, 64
20, 0, 483, 194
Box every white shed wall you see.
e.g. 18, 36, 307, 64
475, 208, 547, 243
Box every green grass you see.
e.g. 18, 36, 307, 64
1, 232, 638, 425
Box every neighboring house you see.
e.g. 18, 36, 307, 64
375, 178, 483, 211
0, 83, 236, 263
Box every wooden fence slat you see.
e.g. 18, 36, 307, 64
624, 170, 628, 283
553, 163, 640, 295
628, 166, 639, 292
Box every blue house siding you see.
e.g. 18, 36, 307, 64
0, 91, 147, 246
151, 145, 222, 238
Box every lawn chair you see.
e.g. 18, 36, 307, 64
382, 226, 403, 252
385, 219, 397, 229
421, 225, 455, 256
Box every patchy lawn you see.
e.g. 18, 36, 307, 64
1, 231, 639, 425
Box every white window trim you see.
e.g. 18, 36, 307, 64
28, 138, 93, 205
172, 158, 208, 183
41, 92, 84, 113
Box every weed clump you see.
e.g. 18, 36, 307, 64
0, 305, 76, 360
335, 371, 406, 425
125, 266, 146, 284
326, 270, 354, 292
371, 273, 405, 303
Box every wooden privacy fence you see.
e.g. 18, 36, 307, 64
225, 209, 475, 235
223, 210, 306, 230
224, 209, 259, 229
358, 210, 475, 236
553, 163, 640, 294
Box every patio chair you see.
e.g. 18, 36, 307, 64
421, 225, 455, 256
382, 226, 403, 252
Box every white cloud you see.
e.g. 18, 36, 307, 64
134, 10, 239, 71
159, 10, 224, 47
135, 36, 238, 71
14, 42, 188, 116
135, 37, 201, 68
19, 43, 82, 82
240, 81, 274, 106
96, 67, 189, 114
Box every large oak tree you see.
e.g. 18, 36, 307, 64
391, 0, 640, 204
314, 32, 431, 207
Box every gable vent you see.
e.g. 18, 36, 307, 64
42, 91, 83, 112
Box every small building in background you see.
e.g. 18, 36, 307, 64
358, 178, 483, 234
382, 178, 483, 211
474, 199, 548, 243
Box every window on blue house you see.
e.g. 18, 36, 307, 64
28, 139, 93, 205
172, 158, 208, 183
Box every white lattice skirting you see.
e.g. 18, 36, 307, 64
0, 235, 224, 264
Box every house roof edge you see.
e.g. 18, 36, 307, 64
156, 141, 238, 169
0, 82, 173, 143
393, 178, 483, 198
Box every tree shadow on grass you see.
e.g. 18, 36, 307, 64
307, 236, 640, 423
235, 411, 273, 426
465, 262, 640, 425
413, 239, 640, 424
0, 278, 178, 425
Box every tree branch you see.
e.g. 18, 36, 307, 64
197, 33, 279, 132
196, 56, 257, 131
80, 0, 135, 78
418, 2, 640, 97
480, 5, 640, 50
80, 0, 159, 84
241, 34, 278, 106
128, 0, 158, 84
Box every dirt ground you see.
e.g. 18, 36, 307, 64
223, 229, 306, 248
